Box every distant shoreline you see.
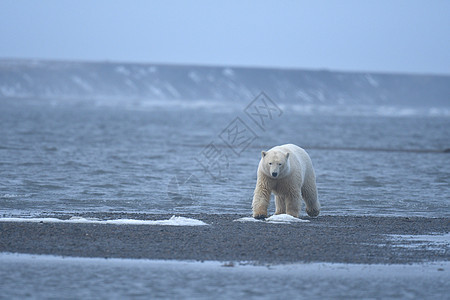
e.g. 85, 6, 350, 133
1, 59, 449, 107
1, 214, 448, 265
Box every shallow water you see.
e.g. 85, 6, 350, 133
0, 253, 449, 300
0, 98, 449, 217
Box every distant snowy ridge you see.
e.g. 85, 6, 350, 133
0, 59, 449, 107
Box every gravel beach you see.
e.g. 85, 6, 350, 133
0, 214, 448, 264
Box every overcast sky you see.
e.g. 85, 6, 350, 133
1, 0, 449, 75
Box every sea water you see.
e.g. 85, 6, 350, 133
1, 98, 449, 299
0, 253, 449, 299
0, 98, 449, 217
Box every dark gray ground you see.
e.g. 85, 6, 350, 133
0, 214, 448, 264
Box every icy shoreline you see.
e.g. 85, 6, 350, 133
1, 214, 448, 265
1, 214, 448, 298
1, 252, 448, 299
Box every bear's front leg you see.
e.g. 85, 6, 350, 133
252, 185, 271, 219
285, 193, 301, 218
274, 195, 286, 215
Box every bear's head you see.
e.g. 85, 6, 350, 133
261, 150, 290, 179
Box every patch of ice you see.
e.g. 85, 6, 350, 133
0, 215, 209, 226
266, 214, 310, 223
234, 217, 264, 223
234, 214, 310, 224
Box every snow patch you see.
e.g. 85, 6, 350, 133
234, 217, 263, 223
71, 76, 93, 92
1, 193, 33, 199
0, 216, 209, 226
266, 214, 310, 223
222, 68, 235, 77
148, 86, 164, 97
365, 74, 380, 87
115, 66, 130, 76
234, 214, 310, 224
164, 83, 181, 98
188, 71, 201, 83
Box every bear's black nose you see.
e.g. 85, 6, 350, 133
272, 172, 278, 177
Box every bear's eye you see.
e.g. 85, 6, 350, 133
278, 163, 282, 166
268, 163, 272, 165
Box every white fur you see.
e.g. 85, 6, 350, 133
252, 144, 320, 218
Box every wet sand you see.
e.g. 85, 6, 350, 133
0, 214, 448, 264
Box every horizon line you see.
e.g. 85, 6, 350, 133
1, 56, 449, 78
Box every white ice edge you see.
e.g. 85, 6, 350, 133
234, 214, 310, 224
386, 233, 450, 250
0, 215, 209, 226
387, 233, 450, 243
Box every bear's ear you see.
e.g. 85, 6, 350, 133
261, 151, 267, 158
285, 152, 290, 159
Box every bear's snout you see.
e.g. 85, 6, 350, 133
272, 172, 278, 178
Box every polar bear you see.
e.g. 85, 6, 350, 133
252, 144, 320, 219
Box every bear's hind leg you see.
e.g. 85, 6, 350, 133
274, 195, 286, 215
302, 178, 320, 217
